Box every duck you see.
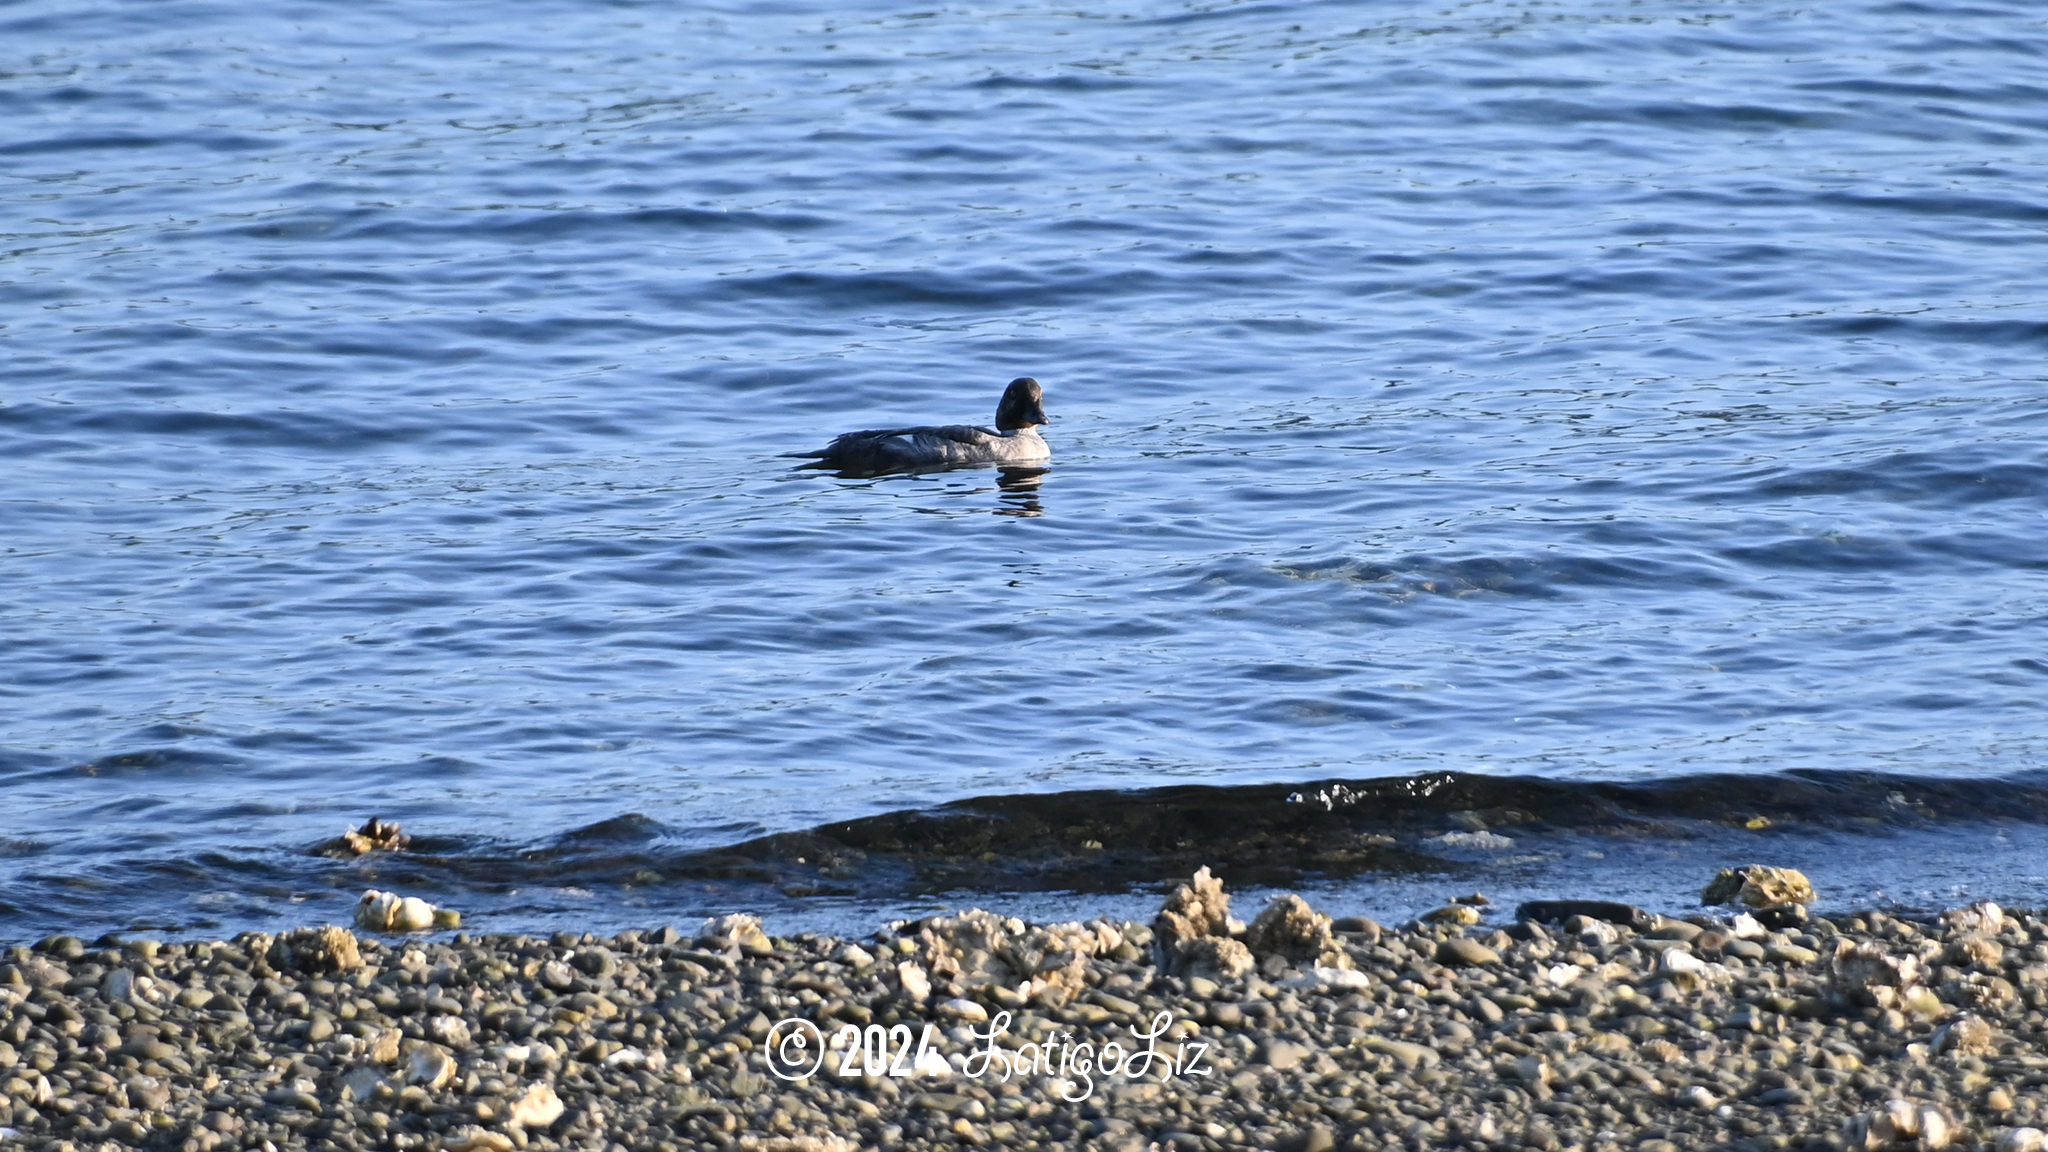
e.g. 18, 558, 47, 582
793, 377, 1050, 476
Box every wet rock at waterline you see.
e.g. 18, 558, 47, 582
1704, 864, 1816, 910
354, 889, 462, 933
326, 816, 412, 857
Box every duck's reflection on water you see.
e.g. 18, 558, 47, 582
993, 466, 1046, 517
809, 462, 1048, 516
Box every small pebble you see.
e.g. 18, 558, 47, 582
1437, 937, 1501, 966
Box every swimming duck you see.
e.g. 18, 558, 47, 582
794, 377, 1050, 476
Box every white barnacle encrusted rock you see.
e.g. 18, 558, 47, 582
406, 1043, 456, 1091
1942, 900, 2007, 936
900, 908, 1128, 1000
269, 925, 363, 974
1155, 866, 1230, 941
1929, 1014, 1994, 1057
510, 1083, 564, 1129
1831, 937, 1923, 1009
1152, 867, 1253, 979
1245, 893, 1348, 968
700, 912, 771, 953
1845, 1099, 1956, 1151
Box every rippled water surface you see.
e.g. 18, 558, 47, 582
5, 0, 2048, 937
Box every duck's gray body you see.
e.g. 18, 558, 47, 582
805, 424, 1049, 473
795, 377, 1050, 476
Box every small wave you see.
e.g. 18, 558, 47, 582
3, 401, 568, 453
210, 205, 837, 245
969, 74, 1141, 92
1796, 313, 2048, 346
1269, 552, 1732, 599
1720, 533, 1930, 575
66, 747, 241, 779
552, 813, 676, 845
0, 130, 271, 156
1737, 452, 2048, 505
1482, 98, 1842, 132
1818, 190, 2048, 225
688, 266, 1180, 311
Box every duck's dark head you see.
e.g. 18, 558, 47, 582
994, 377, 1048, 431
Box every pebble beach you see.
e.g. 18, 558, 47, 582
4, 869, 2047, 1152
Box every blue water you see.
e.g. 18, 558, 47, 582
4, 0, 2048, 939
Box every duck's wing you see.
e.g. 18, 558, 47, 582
898, 424, 1004, 446
788, 426, 918, 460
784, 428, 883, 460
793, 424, 1002, 466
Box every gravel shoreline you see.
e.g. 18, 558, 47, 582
4, 876, 2046, 1152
